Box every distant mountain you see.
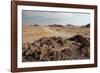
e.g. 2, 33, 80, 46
81, 23, 90, 28
48, 24, 64, 27
85, 24, 90, 27
33, 24, 39, 26
66, 24, 75, 26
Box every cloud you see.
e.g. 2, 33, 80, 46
22, 10, 73, 19
22, 10, 90, 26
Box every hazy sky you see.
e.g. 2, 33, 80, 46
22, 10, 90, 26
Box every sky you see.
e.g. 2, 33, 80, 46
22, 10, 90, 26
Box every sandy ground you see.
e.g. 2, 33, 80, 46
22, 25, 89, 43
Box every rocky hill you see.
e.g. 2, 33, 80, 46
22, 35, 90, 62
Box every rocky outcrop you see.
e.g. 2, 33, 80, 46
22, 35, 90, 62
